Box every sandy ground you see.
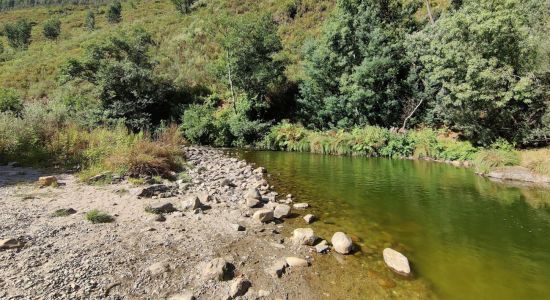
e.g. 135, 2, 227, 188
0, 148, 319, 300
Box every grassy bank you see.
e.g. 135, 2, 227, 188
0, 102, 185, 180
261, 123, 550, 177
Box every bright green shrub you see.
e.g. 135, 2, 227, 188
85, 209, 114, 223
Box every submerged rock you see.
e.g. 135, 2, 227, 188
331, 232, 353, 254
303, 214, 315, 224
383, 248, 411, 276
293, 203, 309, 210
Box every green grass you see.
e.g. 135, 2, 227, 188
85, 209, 114, 223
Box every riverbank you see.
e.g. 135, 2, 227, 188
1, 147, 321, 299
261, 123, 550, 186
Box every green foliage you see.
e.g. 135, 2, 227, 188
107, 1, 122, 24
85, 10, 95, 31
298, 0, 420, 129
85, 209, 114, 223
408, 0, 548, 145
171, 0, 195, 14
181, 103, 217, 145
60, 29, 176, 130
0, 88, 23, 114
213, 13, 286, 116
43, 18, 61, 40
3, 19, 32, 49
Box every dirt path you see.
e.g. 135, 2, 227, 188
0, 147, 318, 300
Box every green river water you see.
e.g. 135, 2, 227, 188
236, 150, 550, 300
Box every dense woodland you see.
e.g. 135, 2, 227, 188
0, 0, 549, 178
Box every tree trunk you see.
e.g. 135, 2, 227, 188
226, 50, 237, 114
425, 0, 435, 25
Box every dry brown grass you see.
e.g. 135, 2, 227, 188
519, 148, 550, 177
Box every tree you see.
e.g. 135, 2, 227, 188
107, 1, 122, 24
213, 13, 286, 118
3, 19, 32, 49
85, 10, 95, 31
298, 0, 419, 130
43, 18, 61, 40
60, 29, 173, 130
407, 0, 548, 145
171, 0, 195, 14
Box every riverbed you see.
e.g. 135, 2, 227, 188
236, 150, 550, 300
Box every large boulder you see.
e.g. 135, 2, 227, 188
0, 238, 24, 250
202, 258, 233, 281
331, 232, 353, 254
273, 204, 291, 219
138, 184, 172, 198
292, 228, 318, 246
246, 197, 261, 208
246, 188, 262, 200
285, 257, 309, 267
383, 248, 411, 276
253, 209, 274, 223
266, 259, 288, 278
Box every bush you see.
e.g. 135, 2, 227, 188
85, 209, 114, 223
3, 19, 32, 49
171, 0, 196, 14
85, 11, 95, 31
474, 139, 520, 173
181, 104, 217, 145
107, 1, 122, 24
0, 88, 23, 114
43, 18, 61, 40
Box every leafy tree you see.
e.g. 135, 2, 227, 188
107, 1, 122, 24
171, 0, 195, 14
408, 0, 548, 145
3, 19, 32, 49
0, 88, 23, 114
213, 13, 286, 118
85, 10, 95, 31
60, 29, 174, 130
43, 18, 61, 40
298, 0, 419, 130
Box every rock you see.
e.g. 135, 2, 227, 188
266, 259, 287, 278
292, 228, 318, 246
258, 290, 271, 298
0, 238, 24, 250
254, 167, 267, 174
253, 209, 274, 223
293, 203, 309, 210
147, 261, 170, 275
230, 278, 252, 298
285, 257, 309, 267
38, 176, 57, 187
315, 240, 330, 253
203, 258, 233, 281
182, 195, 202, 211
197, 192, 212, 203
138, 184, 171, 198
273, 204, 291, 219
87, 172, 109, 183
303, 214, 315, 224
147, 202, 177, 214
149, 214, 166, 222
167, 291, 195, 300
331, 232, 354, 254
230, 223, 245, 231
246, 188, 262, 200
51, 208, 77, 217
383, 248, 411, 276
246, 197, 261, 208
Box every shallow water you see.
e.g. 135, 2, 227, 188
237, 151, 550, 300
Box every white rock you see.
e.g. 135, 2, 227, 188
246, 197, 261, 208
273, 204, 291, 219
167, 291, 195, 300
147, 261, 170, 275
258, 289, 271, 297
383, 248, 411, 276
203, 258, 232, 281
230, 278, 252, 297
285, 257, 309, 267
292, 228, 318, 246
253, 209, 274, 223
303, 214, 315, 224
266, 259, 287, 278
246, 188, 262, 200
331, 232, 353, 254
182, 195, 202, 211
293, 203, 309, 209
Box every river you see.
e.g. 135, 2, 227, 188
235, 150, 550, 300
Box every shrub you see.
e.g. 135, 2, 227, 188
474, 140, 520, 174
3, 19, 32, 49
43, 18, 61, 40
0, 88, 23, 114
107, 1, 122, 24
85, 209, 114, 223
85, 11, 95, 31
171, 0, 196, 14
181, 104, 217, 145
